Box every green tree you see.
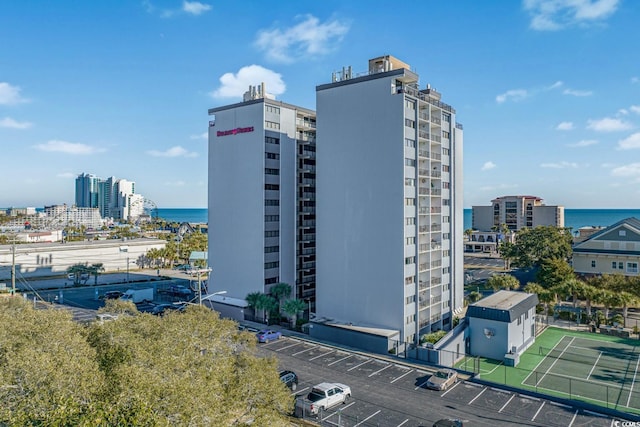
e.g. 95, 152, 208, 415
497, 240, 516, 270
486, 274, 520, 291
246, 291, 263, 322
66, 263, 90, 286
524, 282, 554, 314
281, 299, 306, 328
467, 290, 483, 304
536, 258, 575, 290
270, 282, 292, 315
509, 226, 573, 269
87, 263, 105, 286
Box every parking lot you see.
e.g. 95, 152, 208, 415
254, 334, 624, 426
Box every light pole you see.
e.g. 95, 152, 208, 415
200, 290, 227, 306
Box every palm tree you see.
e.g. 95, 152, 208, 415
618, 292, 636, 327
87, 263, 105, 286
282, 299, 306, 329
270, 282, 292, 315
246, 292, 263, 322
467, 291, 483, 304
579, 283, 599, 318
260, 294, 279, 325
524, 282, 553, 315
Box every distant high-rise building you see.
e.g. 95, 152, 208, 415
472, 195, 564, 231
75, 173, 143, 221
315, 55, 464, 344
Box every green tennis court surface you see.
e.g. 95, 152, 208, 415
457, 327, 640, 414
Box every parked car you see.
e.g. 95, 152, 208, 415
100, 290, 124, 300
433, 419, 464, 427
158, 285, 191, 298
426, 368, 458, 391
172, 264, 192, 271
256, 330, 281, 343
279, 370, 298, 391
295, 382, 351, 415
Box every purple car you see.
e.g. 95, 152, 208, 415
256, 329, 282, 343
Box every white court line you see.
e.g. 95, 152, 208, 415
587, 352, 603, 380
390, 369, 414, 383
531, 401, 545, 421
396, 419, 410, 427
310, 349, 335, 361
535, 337, 576, 387
275, 342, 301, 352
468, 387, 486, 405
484, 362, 504, 375
328, 354, 353, 366
523, 335, 571, 385
292, 346, 315, 356
568, 409, 579, 427
354, 410, 381, 427
292, 386, 309, 396
441, 381, 460, 397
626, 353, 640, 407
369, 363, 392, 377
499, 394, 515, 413
347, 359, 371, 371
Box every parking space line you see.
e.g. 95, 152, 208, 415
310, 349, 335, 361
354, 409, 381, 427
414, 378, 430, 390
396, 419, 409, 427
292, 386, 309, 396
531, 401, 545, 421
347, 359, 371, 371
499, 394, 515, 412
292, 346, 315, 356
441, 381, 460, 397
568, 409, 579, 427
275, 342, 302, 352
390, 369, 413, 383
369, 363, 392, 377
328, 354, 353, 366
322, 402, 356, 420
468, 387, 486, 405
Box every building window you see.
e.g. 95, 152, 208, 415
405, 276, 415, 285
405, 100, 415, 110
265, 215, 280, 222
525, 311, 529, 320
612, 261, 617, 269
405, 119, 415, 128
265, 105, 280, 114
517, 316, 522, 325
619, 262, 624, 269
405, 198, 415, 206
265, 277, 279, 285
405, 158, 416, 167
265, 230, 279, 238
265, 168, 280, 175
405, 256, 415, 265
442, 130, 450, 139
443, 267, 450, 274
406, 237, 416, 245
265, 152, 279, 160
620, 230, 627, 237
443, 233, 450, 240
264, 261, 279, 269
406, 217, 415, 225
265, 121, 280, 130
406, 314, 416, 324
265, 199, 280, 206
443, 216, 450, 223
264, 246, 279, 253
405, 138, 416, 148
265, 184, 279, 191
591, 260, 596, 268
442, 182, 450, 189
443, 250, 450, 257
442, 113, 451, 122
443, 199, 450, 206
442, 148, 450, 156
405, 295, 415, 304
628, 262, 639, 273
265, 136, 280, 145
442, 165, 450, 172
405, 178, 415, 186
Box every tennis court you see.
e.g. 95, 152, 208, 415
465, 327, 640, 413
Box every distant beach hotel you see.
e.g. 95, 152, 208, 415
466, 196, 564, 253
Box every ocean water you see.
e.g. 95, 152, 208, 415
463, 208, 640, 232
158, 208, 640, 231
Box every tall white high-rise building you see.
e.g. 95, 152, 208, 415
75, 174, 142, 221
315, 55, 464, 345
208, 85, 317, 307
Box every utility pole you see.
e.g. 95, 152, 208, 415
11, 238, 16, 295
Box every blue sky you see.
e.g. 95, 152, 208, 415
1, 0, 639, 209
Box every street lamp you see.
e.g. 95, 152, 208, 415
200, 290, 227, 306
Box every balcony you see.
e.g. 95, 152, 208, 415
419, 225, 428, 233
300, 193, 316, 201
418, 207, 428, 215
430, 189, 441, 196
418, 169, 429, 177
431, 224, 442, 232
300, 248, 315, 255
300, 234, 316, 242
418, 149, 429, 158
301, 206, 316, 214
419, 244, 429, 253
299, 220, 315, 228
431, 171, 441, 178
419, 188, 430, 195
300, 261, 316, 270
419, 263, 428, 272
300, 149, 315, 159
431, 134, 441, 143
418, 130, 429, 140
300, 178, 315, 186
300, 165, 316, 173
431, 152, 441, 160
432, 277, 442, 285
431, 260, 442, 268
431, 116, 442, 125
431, 207, 442, 214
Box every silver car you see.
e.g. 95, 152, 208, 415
426, 368, 457, 391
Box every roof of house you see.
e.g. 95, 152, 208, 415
573, 217, 640, 254
467, 290, 538, 323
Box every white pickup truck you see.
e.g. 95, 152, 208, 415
295, 382, 351, 415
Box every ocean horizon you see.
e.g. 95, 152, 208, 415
157, 207, 640, 232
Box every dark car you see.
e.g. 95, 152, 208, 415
279, 370, 298, 391
151, 303, 185, 316
100, 290, 124, 300
433, 420, 463, 427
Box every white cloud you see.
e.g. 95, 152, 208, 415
611, 162, 640, 177
587, 117, 633, 132
0, 117, 32, 129
255, 15, 350, 63
56, 172, 76, 178
34, 140, 105, 155
563, 88, 592, 96
617, 132, 640, 150
190, 132, 207, 140
630, 105, 640, 115
211, 65, 285, 99
547, 81, 564, 90
0, 82, 29, 105
182, 1, 210, 15
481, 161, 496, 171
523, 0, 620, 31
567, 139, 598, 147
147, 145, 198, 158
540, 161, 578, 168
496, 89, 528, 104
556, 121, 574, 130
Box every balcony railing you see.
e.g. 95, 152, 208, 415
431, 260, 442, 268
431, 224, 442, 232
430, 189, 442, 196
299, 220, 315, 227
419, 225, 428, 233
418, 207, 428, 215
301, 207, 316, 214
431, 171, 441, 178
419, 244, 429, 253
418, 150, 429, 158
431, 152, 441, 160
431, 134, 441, 143
300, 234, 316, 241
419, 188, 430, 195
419, 263, 428, 272
431, 116, 441, 125
300, 178, 315, 186
300, 248, 315, 255
418, 169, 429, 177
431, 207, 442, 214
418, 130, 429, 140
